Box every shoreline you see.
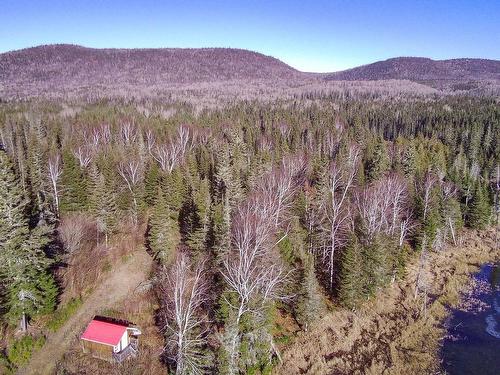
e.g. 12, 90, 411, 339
276, 227, 499, 374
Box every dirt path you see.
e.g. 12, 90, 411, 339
18, 249, 153, 375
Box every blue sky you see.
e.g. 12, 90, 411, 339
1, 0, 499, 72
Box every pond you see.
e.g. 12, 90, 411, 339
441, 262, 500, 375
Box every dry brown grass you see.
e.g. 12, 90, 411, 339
58, 220, 147, 302
275, 228, 499, 375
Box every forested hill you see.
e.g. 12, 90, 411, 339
0, 44, 301, 82
326, 57, 500, 88
1, 45, 499, 99
0, 44, 302, 98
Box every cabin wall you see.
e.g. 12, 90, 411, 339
120, 331, 129, 351
82, 340, 114, 362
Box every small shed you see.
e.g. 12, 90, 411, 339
80, 317, 140, 363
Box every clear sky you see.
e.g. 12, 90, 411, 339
1, 0, 499, 72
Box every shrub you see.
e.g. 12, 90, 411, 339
46, 298, 82, 332
7, 335, 45, 368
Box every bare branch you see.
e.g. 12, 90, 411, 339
159, 254, 209, 375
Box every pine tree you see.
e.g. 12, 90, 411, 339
26, 134, 46, 213
215, 148, 243, 209
295, 255, 324, 331
148, 189, 179, 265
187, 177, 211, 253
360, 236, 390, 297
60, 149, 89, 213
467, 184, 491, 229
89, 165, 117, 247
144, 162, 161, 207
401, 142, 416, 177
161, 167, 186, 214
0, 149, 57, 329
338, 237, 364, 308
365, 138, 389, 182
210, 196, 231, 264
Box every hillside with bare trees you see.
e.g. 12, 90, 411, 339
1, 45, 499, 101
325, 57, 500, 90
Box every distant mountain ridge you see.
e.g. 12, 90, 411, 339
0, 44, 301, 84
0, 44, 499, 99
326, 57, 500, 85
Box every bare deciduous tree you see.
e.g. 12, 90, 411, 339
72, 145, 93, 168
177, 124, 192, 155
159, 254, 209, 375
220, 165, 295, 374
120, 121, 137, 145
319, 145, 359, 288
221, 203, 288, 374
153, 141, 182, 173
145, 129, 156, 155
152, 125, 194, 173
58, 215, 86, 256
117, 154, 144, 224
419, 172, 437, 222
48, 154, 62, 214
99, 123, 112, 145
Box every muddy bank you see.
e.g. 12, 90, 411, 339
275, 228, 499, 375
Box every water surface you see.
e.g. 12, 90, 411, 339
441, 263, 500, 375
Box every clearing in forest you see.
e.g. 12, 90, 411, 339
17, 248, 152, 375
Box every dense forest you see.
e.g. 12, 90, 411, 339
0, 94, 498, 374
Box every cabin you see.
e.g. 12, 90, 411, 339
80, 316, 141, 363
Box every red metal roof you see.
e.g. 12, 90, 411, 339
80, 319, 128, 346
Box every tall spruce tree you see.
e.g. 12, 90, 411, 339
210, 195, 231, 264
295, 255, 324, 331
365, 138, 390, 182
467, 184, 491, 229
187, 177, 211, 254
338, 236, 364, 308
60, 149, 89, 213
89, 165, 117, 247
0, 149, 57, 329
148, 188, 179, 265
144, 162, 161, 207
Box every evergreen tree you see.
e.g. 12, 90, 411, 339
360, 236, 389, 297
89, 165, 117, 247
60, 149, 88, 213
215, 148, 243, 209
467, 184, 491, 229
161, 167, 186, 214
144, 162, 161, 207
26, 134, 46, 213
365, 138, 389, 182
210, 196, 231, 264
338, 237, 364, 308
148, 189, 179, 264
187, 177, 211, 253
401, 142, 416, 177
0, 149, 57, 328
295, 255, 324, 331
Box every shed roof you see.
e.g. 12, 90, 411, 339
81, 319, 128, 346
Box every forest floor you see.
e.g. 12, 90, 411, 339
275, 227, 499, 375
17, 247, 153, 375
